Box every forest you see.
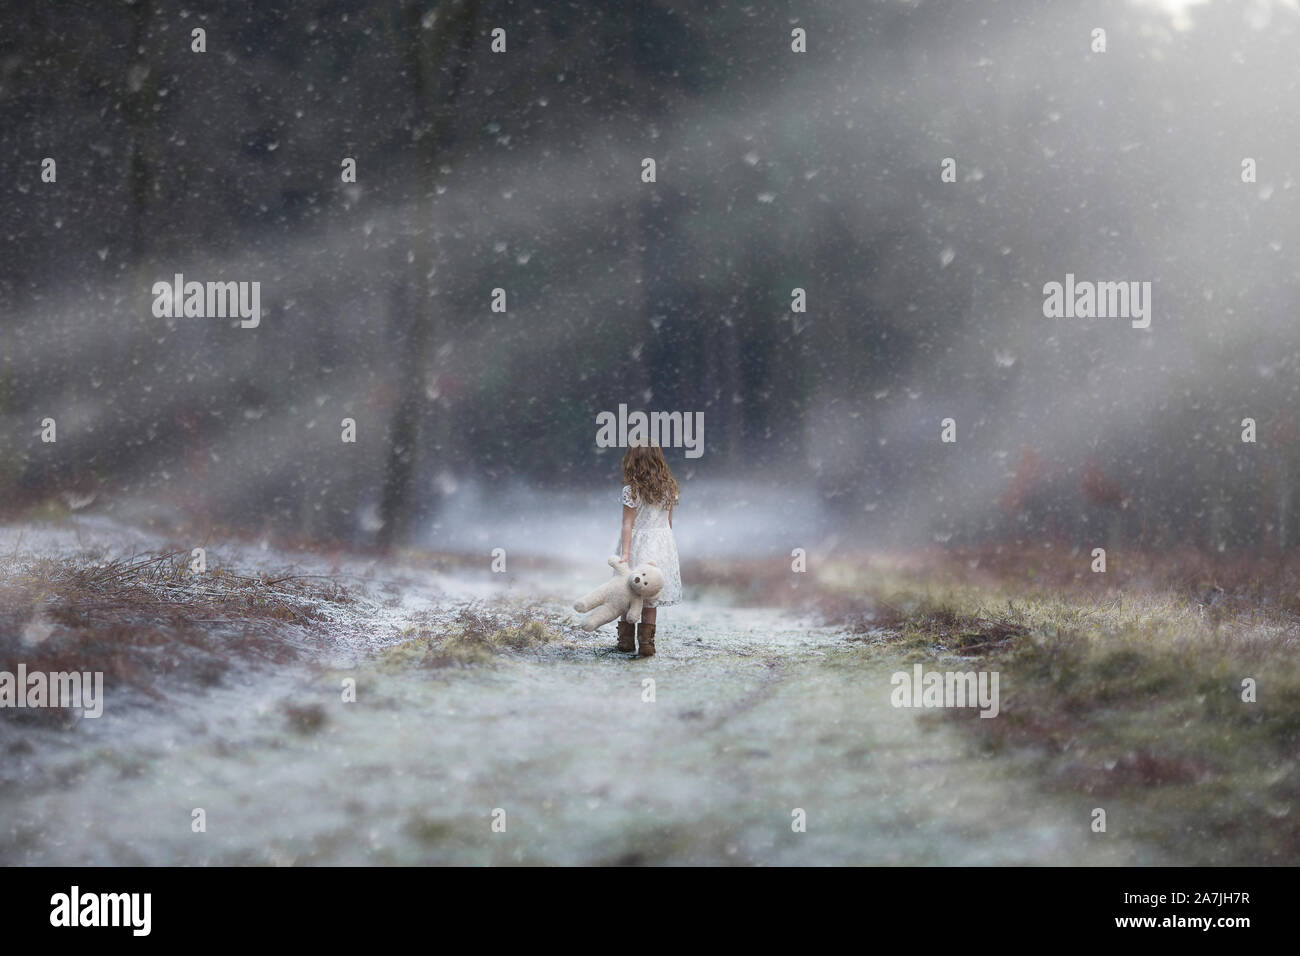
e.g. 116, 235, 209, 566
3, 0, 1298, 554
2, 0, 1299, 873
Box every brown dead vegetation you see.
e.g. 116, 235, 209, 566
0, 549, 356, 706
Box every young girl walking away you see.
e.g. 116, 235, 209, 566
615, 445, 682, 657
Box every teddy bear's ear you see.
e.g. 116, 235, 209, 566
646, 561, 658, 567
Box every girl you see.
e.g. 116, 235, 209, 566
614, 444, 682, 657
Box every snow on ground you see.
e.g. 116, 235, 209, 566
0, 516, 1159, 865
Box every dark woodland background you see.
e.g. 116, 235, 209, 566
3, 0, 1299, 552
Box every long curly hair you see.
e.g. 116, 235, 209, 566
621, 445, 679, 508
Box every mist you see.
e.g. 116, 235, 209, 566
3, 0, 1298, 556
6, 0, 1300, 878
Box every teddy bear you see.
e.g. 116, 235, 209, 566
573, 556, 664, 631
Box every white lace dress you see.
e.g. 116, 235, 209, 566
616, 484, 682, 607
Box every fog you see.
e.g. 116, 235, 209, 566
3, 0, 1299, 556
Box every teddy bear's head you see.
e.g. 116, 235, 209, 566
628, 561, 664, 599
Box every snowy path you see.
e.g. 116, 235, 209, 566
0, 524, 1159, 865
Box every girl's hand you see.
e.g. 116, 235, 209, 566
620, 552, 630, 564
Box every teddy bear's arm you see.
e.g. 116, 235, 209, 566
574, 583, 611, 613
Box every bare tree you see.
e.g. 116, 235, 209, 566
377, 0, 479, 551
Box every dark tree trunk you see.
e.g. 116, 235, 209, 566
125, 0, 154, 268
376, 0, 478, 551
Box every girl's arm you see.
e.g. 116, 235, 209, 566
620, 505, 636, 562
669, 505, 673, 529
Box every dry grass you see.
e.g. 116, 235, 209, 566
385, 605, 569, 668
0, 549, 356, 712
804, 545, 1300, 864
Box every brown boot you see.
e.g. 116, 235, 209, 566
637, 622, 656, 657
616, 619, 636, 653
